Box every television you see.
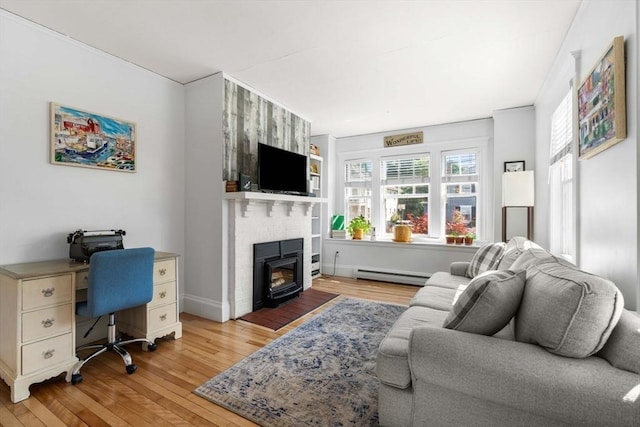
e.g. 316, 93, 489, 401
258, 143, 309, 195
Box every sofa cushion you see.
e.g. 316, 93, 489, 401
497, 236, 543, 270
376, 306, 449, 389
424, 271, 472, 290
597, 310, 640, 374
443, 270, 526, 335
509, 247, 577, 272
410, 285, 457, 311
515, 262, 624, 358
466, 242, 507, 278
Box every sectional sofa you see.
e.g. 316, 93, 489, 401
376, 237, 640, 426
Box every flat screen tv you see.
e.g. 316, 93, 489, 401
258, 143, 309, 195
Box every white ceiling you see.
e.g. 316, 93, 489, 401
0, 0, 581, 138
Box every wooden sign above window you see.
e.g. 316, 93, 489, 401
384, 131, 423, 147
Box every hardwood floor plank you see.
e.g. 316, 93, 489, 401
0, 277, 416, 426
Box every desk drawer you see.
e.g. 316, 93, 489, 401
22, 275, 73, 310
76, 271, 89, 290
22, 304, 73, 342
149, 282, 176, 308
149, 303, 177, 331
22, 333, 73, 375
154, 260, 176, 283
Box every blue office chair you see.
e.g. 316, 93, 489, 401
70, 247, 157, 385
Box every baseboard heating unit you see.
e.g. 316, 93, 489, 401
354, 268, 430, 286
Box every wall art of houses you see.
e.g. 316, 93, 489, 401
577, 36, 626, 160
50, 103, 137, 172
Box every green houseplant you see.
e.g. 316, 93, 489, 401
347, 215, 371, 240
464, 231, 476, 245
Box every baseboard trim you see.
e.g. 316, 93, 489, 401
181, 294, 230, 322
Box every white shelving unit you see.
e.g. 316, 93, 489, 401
309, 153, 323, 278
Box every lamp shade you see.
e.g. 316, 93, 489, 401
502, 171, 534, 207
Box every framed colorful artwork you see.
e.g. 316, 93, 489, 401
578, 36, 626, 160
50, 103, 137, 172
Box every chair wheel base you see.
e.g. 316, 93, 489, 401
126, 364, 137, 374
147, 342, 158, 352
71, 374, 83, 385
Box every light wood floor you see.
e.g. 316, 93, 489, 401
0, 276, 417, 427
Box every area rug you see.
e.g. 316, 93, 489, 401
239, 288, 339, 330
194, 298, 406, 427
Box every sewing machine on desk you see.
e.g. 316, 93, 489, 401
0, 251, 182, 403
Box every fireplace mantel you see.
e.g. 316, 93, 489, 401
223, 192, 327, 218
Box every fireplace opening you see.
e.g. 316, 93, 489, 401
253, 238, 303, 310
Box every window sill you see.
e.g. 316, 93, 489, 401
325, 237, 481, 250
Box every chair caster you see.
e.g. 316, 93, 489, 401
126, 364, 138, 374
147, 342, 157, 352
71, 374, 83, 385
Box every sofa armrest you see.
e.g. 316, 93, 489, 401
409, 327, 640, 426
449, 261, 469, 276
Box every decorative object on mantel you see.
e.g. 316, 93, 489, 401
225, 180, 239, 192
384, 131, 423, 148
50, 102, 136, 172
504, 160, 525, 172
578, 35, 626, 160
502, 171, 535, 242
309, 144, 320, 155
194, 298, 406, 427
347, 215, 371, 240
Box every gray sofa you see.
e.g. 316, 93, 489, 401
376, 237, 640, 426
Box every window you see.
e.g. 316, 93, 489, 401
344, 159, 372, 224
381, 156, 430, 235
442, 151, 479, 236
549, 89, 574, 260
340, 139, 487, 242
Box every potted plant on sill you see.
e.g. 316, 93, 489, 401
446, 222, 467, 244
464, 232, 476, 245
347, 215, 371, 240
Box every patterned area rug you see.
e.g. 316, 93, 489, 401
194, 298, 406, 427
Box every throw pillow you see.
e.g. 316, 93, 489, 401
466, 242, 507, 278
597, 310, 640, 375
443, 270, 526, 335
515, 261, 624, 358
497, 236, 543, 270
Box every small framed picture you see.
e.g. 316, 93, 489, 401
504, 160, 525, 172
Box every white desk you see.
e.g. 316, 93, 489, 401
0, 251, 182, 403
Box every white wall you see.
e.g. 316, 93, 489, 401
0, 12, 185, 277
183, 73, 226, 321
534, 0, 638, 310
493, 106, 536, 242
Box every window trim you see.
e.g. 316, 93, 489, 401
338, 137, 490, 242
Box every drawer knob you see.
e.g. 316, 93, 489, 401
41, 287, 55, 297
160, 313, 167, 321
42, 349, 55, 359
159, 291, 167, 299
159, 268, 167, 276
42, 318, 55, 328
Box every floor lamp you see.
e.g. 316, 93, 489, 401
502, 171, 534, 242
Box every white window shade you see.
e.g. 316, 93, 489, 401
550, 91, 573, 164
502, 171, 534, 207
